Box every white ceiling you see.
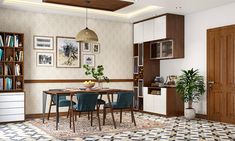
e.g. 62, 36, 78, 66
0, 0, 235, 23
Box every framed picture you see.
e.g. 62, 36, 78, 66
92, 43, 100, 53
83, 54, 95, 67
56, 36, 81, 68
36, 52, 54, 67
81, 42, 91, 52
34, 36, 54, 50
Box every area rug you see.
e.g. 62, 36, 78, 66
28, 112, 165, 139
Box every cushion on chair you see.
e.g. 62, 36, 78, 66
59, 100, 76, 107
97, 99, 106, 105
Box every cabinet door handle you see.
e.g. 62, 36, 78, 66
208, 81, 214, 84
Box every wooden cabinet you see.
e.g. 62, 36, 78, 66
154, 16, 167, 40
143, 87, 184, 117
134, 22, 144, 44
150, 40, 174, 59
0, 92, 25, 122
143, 19, 154, 42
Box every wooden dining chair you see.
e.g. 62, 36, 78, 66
48, 95, 76, 120
71, 92, 101, 132
103, 92, 136, 126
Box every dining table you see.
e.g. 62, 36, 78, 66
42, 88, 133, 130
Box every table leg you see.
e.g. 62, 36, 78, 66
107, 93, 116, 129
42, 92, 47, 123
56, 94, 59, 130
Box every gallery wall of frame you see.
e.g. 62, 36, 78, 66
33, 35, 101, 68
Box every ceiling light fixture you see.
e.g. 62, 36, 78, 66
76, 1, 98, 43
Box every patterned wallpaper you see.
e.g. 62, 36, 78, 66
0, 8, 133, 114
0, 8, 133, 80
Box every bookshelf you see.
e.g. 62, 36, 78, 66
0, 32, 24, 92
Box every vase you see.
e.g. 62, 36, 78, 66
97, 81, 103, 89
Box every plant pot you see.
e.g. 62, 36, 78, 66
185, 108, 196, 120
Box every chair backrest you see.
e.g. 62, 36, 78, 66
76, 92, 99, 112
116, 92, 134, 109
52, 95, 67, 104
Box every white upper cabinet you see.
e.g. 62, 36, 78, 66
134, 22, 144, 44
143, 19, 154, 42
154, 16, 167, 40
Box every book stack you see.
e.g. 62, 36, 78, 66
5, 35, 14, 47
4, 65, 12, 75
15, 64, 21, 76
0, 35, 3, 47
5, 77, 12, 90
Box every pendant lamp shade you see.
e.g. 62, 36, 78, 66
76, 27, 98, 43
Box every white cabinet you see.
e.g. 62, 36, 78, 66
134, 22, 144, 44
0, 92, 25, 122
143, 87, 167, 115
154, 16, 167, 40
143, 19, 154, 42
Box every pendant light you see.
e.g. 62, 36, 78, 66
76, 3, 98, 43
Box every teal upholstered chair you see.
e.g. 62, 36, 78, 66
48, 95, 76, 120
71, 92, 101, 132
103, 92, 136, 126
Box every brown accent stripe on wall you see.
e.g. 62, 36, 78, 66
24, 79, 133, 83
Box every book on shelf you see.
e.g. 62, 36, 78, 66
0, 48, 3, 61
0, 35, 3, 47
19, 51, 23, 61
0, 78, 3, 90
15, 64, 21, 76
4, 65, 12, 75
14, 35, 19, 47
5, 77, 12, 90
5, 35, 14, 47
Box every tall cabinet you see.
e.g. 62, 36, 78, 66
0, 32, 25, 122
133, 14, 184, 111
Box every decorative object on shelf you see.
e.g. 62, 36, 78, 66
76, 1, 98, 43
152, 76, 164, 87
176, 68, 205, 120
56, 36, 81, 68
83, 54, 95, 67
164, 75, 177, 86
83, 80, 95, 90
36, 52, 54, 67
83, 64, 109, 89
92, 43, 100, 53
81, 42, 91, 52
34, 36, 54, 50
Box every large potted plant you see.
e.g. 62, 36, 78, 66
176, 68, 205, 119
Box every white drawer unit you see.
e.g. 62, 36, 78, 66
0, 92, 25, 122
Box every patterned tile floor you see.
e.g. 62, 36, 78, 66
0, 112, 235, 141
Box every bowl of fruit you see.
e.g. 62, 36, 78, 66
83, 80, 95, 90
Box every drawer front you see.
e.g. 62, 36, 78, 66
0, 108, 24, 116
0, 114, 24, 122
0, 102, 24, 109
0, 95, 24, 102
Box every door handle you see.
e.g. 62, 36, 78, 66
208, 81, 215, 84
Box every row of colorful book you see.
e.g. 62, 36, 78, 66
0, 77, 12, 90
0, 48, 3, 61
3, 64, 22, 76
15, 51, 23, 62
0, 35, 20, 47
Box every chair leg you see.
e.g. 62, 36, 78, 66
47, 98, 53, 120
69, 108, 72, 129
97, 106, 101, 131
88, 112, 90, 120
67, 107, 70, 118
120, 109, 122, 123
103, 107, 106, 125
90, 111, 93, 126
72, 110, 75, 132
75, 111, 77, 121
130, 107, 136, 126
79, 112, 81, 118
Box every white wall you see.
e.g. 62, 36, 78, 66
160, 2, 235, 115
0, 8, 133, 114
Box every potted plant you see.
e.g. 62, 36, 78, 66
83, 64, 109, 88
176, 68, 205, 119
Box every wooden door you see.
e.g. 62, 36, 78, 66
207, 25, 235, 124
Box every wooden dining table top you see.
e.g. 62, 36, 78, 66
43, 88, 133, 95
